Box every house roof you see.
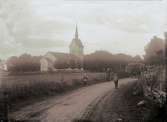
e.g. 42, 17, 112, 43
44, 57, 54, 63
47, 52, 79, 60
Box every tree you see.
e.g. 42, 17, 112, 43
132, 55, 142, 63
6, 54, 41, 72
83, 50, 138, 72
144, 36, 165, 64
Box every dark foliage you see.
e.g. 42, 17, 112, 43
84, 51, 140, 72
144, 36, 165, 65
6, 54, 42, 72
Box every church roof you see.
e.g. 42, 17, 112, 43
70, 38, 84, 48
69, 25, 84, 48
47, 52, 79, 59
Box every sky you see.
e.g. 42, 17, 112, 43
0, 0, 167, 59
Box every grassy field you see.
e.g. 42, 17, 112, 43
0, 71, 106, 111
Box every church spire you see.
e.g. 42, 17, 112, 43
75, 24, 78, 39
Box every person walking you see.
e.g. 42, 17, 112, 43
106, 68, 112, 81
106, 68, 110, 81
113, 73, 119, 89
83, 73, 88, 85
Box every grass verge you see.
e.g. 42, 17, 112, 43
88, 81, 166, 122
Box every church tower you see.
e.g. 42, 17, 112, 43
69, 25, 84, 57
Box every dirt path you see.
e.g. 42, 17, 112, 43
9, 78, 136, 122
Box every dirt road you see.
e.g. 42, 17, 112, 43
10, 78, 136, 122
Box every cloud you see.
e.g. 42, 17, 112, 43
0, 0, 167, 59
23, 35, 66, 48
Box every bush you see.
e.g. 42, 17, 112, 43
0, 72, 106, 112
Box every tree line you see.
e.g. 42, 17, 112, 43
6, 51, 142, 73
5, 34, 165, 73
6, 54, 42, 72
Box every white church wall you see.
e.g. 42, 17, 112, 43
40, 58, 49, 72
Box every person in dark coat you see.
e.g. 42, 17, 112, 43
113, 73, 119, 89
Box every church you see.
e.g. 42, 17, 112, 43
40, 25, 84, 72
69, 25, 84, 57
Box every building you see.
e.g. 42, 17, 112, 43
40, 52, 56, 72
40, 25, 84, 72
69, 25, 84, 57
40, 52, 81, 72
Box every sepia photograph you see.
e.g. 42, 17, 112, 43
0, 0, 167, 122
